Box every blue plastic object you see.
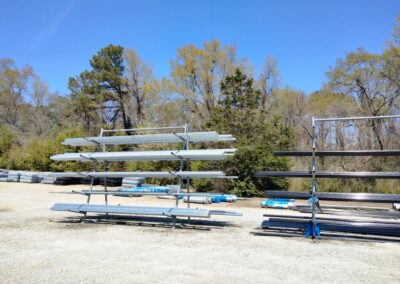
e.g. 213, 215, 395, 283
211, 196, 222, 203
260, 198, 295, 209
211, 194, 237, 203
304, 223, 320, 237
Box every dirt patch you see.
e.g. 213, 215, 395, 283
0, 206, 13, 212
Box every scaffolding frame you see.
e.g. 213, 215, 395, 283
308, 114, 400, 238
51, 124, 241, 226
256, 114, 400, 239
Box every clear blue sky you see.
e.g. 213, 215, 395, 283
1, 0, 399, 95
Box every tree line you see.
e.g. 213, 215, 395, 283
1, 17, 400, 196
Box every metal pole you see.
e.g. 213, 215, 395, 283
99, 129, 108, 206
184, 123, 191, 222
83, 161, 97, 222
311, 117, 317, 239
104, 161, 108, 205
173, 125, 187, 228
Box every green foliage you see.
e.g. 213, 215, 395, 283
192, 178, 216, 192
0, 127, 88, 172
68, 44, 133, 132
0, 126, 17, 168
326, 48, 400, 117
227, 178, 258, 197
205, 69, 294, 196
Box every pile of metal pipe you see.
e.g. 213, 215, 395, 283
6, 171, 20, 182
0, 170, 8, 182
121, 177, 144, 187
261, 216, 400, 237
19, 172, 40, 183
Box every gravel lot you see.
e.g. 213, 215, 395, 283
0, 182, 399, 283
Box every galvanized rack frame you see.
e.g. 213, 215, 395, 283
257, 114, 400, 239
50, 124, 241, 226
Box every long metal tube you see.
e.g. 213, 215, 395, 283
185, 124, 191, 221
47, 171, 231, 178
101, 126, 186, 133
298, 208, 400, 219
273, 150, 400, 156
315, 114, 400, 122
263, 191, 400, 202
256, 171, 400, 179
83, 161, 97, 222
262, 214, 400, 224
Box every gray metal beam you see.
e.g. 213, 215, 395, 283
262, 214, 400, 225
263, 191, 400, 203
273, 150, 400, 157
50, 203, 211, 218
255, 171, 400, 179
297, 208, 400, 219
314, 114, 400, 122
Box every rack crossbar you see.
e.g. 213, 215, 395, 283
297, 208, 400, 219
256, 171, 400, 179
314, 114, 400, 122
51, 203, 211, 218
263, 191, 400, 202
273, 150, 400, 157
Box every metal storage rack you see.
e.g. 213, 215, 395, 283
256, 115, 400, 239
50, 125, 242, 226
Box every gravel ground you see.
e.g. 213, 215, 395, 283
0, 182, 399, 283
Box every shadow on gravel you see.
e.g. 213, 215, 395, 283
251, 228, 400, 243
51, 214, 240, 231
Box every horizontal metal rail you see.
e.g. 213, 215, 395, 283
47, 171, 235, 179
294, 203, 389, 211
262, 214, 400, 225
297, 208, 400, 219
273, 150, 400, 157
263, 191, 400, 203
74, 190, 230, 197
62, 132, 235, 146
51, 203, 211, 218
256, 171, 400, 179
50, 203, 241, 218
101, 126, 186, 133
315, 114, 400, 122
51, 149, 237, 162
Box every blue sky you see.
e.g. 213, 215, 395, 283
1, 0, 399, 95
